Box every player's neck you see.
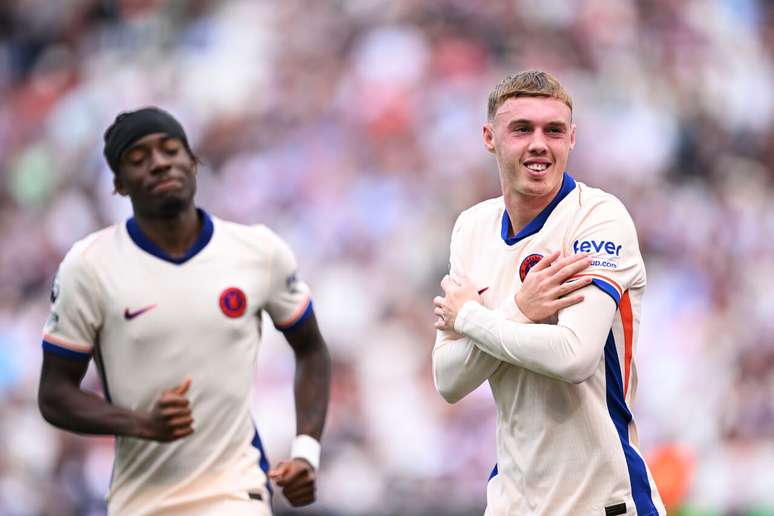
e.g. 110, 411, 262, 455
502, 190, 555, 237
132, 206, 202, 258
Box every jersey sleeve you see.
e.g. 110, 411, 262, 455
42, 249, 102, 361
262, 229, 313, 332
432, 211, 502, 403
455, 286, 616, 383
568, 197, 645, 306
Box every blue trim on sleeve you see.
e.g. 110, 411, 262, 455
501, 172, 576, 245
251, 428, 273, 495
488, 463, 498, 480
42, 340, 91, 361
604, 331, 658, 514
276, 300, 314, 332
590, 278, 621, 306
126, 208, 213, 265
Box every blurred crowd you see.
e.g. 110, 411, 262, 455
1, 0, 773, 514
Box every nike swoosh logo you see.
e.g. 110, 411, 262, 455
478, 287, 489, 295
124, 304, 157, 320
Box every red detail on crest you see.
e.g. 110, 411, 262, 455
219, 287, 247, 318
519, 254, 543, 282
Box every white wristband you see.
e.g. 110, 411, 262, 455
291, 434, 321, 470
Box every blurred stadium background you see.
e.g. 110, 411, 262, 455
1, 0, 773, 514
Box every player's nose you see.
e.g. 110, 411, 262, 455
148, 147, 173, 173
527, 131, 548, 153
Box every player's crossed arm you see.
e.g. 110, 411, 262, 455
434, 251, 592, 331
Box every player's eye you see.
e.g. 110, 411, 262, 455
512, 126, 531, 133
546, 124, 568, 135
125, 148, 148, 165
162, 139, 182, 154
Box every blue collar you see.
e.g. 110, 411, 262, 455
127, 208, 214, 264
501, 172, 576, 246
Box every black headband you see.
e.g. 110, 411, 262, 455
103, 107, 190, 173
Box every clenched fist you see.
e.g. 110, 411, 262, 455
269, 458, 317, 506
136, 377, 194, 442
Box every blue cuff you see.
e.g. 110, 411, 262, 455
275, 301, 314, 332
42, 340, 91, 361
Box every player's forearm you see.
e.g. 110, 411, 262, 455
457, 306, 595, 383
432, 330, 500, 403
454, 287, 616, 383
283, 313, 331, 441
293, 342, 331, 440
39, 386, 144, 438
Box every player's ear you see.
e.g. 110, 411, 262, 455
186, 148, 198, 174
113, 172, 127, 196
569, 123, 576, 151
185, 148, 200, 178
483, 123, 496, 153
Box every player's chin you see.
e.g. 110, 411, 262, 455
518, 181, 549, 198
154, 193, 192, 216
520, 173, 559, 194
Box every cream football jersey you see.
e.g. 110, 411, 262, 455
42, 210, 312, 515
433, 174, 665, 515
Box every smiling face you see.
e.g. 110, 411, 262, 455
114, 132, 197, 218
483, 95, 576, 206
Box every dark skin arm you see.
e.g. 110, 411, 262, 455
38, 351, 194, 442
268, 312, 331, 507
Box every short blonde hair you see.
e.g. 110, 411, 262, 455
487, 70, 573, 121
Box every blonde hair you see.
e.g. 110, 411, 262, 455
487, 70, 573, 121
